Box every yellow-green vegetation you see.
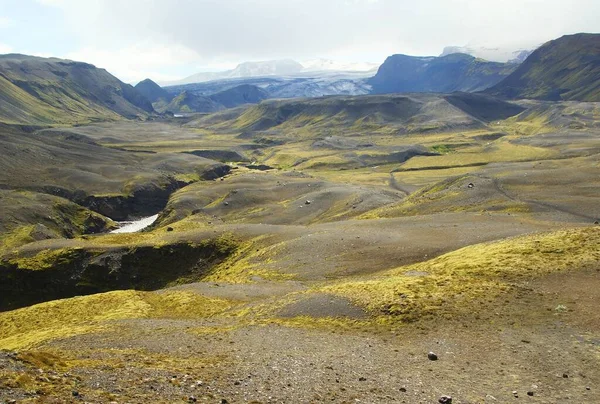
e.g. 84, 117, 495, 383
360, 174, 531, 219
322, 227, 600, 322
0, 55, 150, 125
205, 236, 296, 283
0, 290, 232, 350
6, 247, 85, 271
398, 141, 556, 171
0, 226, 36, 252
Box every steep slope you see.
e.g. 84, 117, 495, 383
369, 53, 516, 94
487, 33, 600, 101
0, 54, 153, 124
209, 84, 269, 108
134, 78, 173, 103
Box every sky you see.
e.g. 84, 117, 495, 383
0, 0, 598, 83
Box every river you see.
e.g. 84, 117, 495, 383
110, 214, 160, 234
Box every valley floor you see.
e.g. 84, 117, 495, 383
1, 97, 599, 403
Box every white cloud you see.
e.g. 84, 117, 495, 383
35, 0, 66, 6
35, 0, 600, 61
0, 16, 12, 28
16, 0, 600, 80
0, 43, 13, 54
66, 41, 204, 83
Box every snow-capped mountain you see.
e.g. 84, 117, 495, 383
163, 59, 379, 86
166, 60, 304, 86
301, 58, 379, 72
440, 45, 535, 64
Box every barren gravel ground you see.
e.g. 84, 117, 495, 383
1, 267, 598, 403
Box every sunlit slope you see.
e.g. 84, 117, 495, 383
323, 227, 600, 321
1, 226, 597, 351
0, 54, 153, 124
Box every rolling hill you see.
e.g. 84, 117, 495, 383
369, 53, 517, 94
188, 92, 525, 139
0, 54, 153, 125
486, 33, 600, 101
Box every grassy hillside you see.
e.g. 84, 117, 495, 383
487, 33, 600, 101
370, 53, 516, 94
0, 54, 153, 125
189, 93, 524, 138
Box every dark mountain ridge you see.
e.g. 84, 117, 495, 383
486, 33, 600, 102
369, 53, 517, 94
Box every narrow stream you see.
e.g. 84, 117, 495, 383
110, 214, 160, 234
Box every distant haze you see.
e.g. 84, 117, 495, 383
0, 0, 598, 82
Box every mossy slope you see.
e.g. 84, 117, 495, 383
323, 227, 600, 321
0, 54, 152, 125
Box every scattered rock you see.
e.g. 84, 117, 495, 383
399, 387, 407, 392
428, 352, 438, 361
563, 373, 569, 378
586, 386, 591, 391
166, 227, 174, 232
527, 391, 534, 396
467, 183, 474, 189
221, 400, 229, 404
224, 201, 229, 206
72, 391, 79, 397
359, 377, 367, 381
188, 396, 197, 403
512, 391, 519, 398
439, 395, 452, 403
305, 200, 312, 205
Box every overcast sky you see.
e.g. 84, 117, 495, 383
0, 0, 598, 83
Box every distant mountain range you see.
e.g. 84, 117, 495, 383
134, 79, 270, 114
0, 54, 152, 125
487, 33, 600, 102
1, 33, 599, 124
163, 59, 378, 86
369, 53, 517, 94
